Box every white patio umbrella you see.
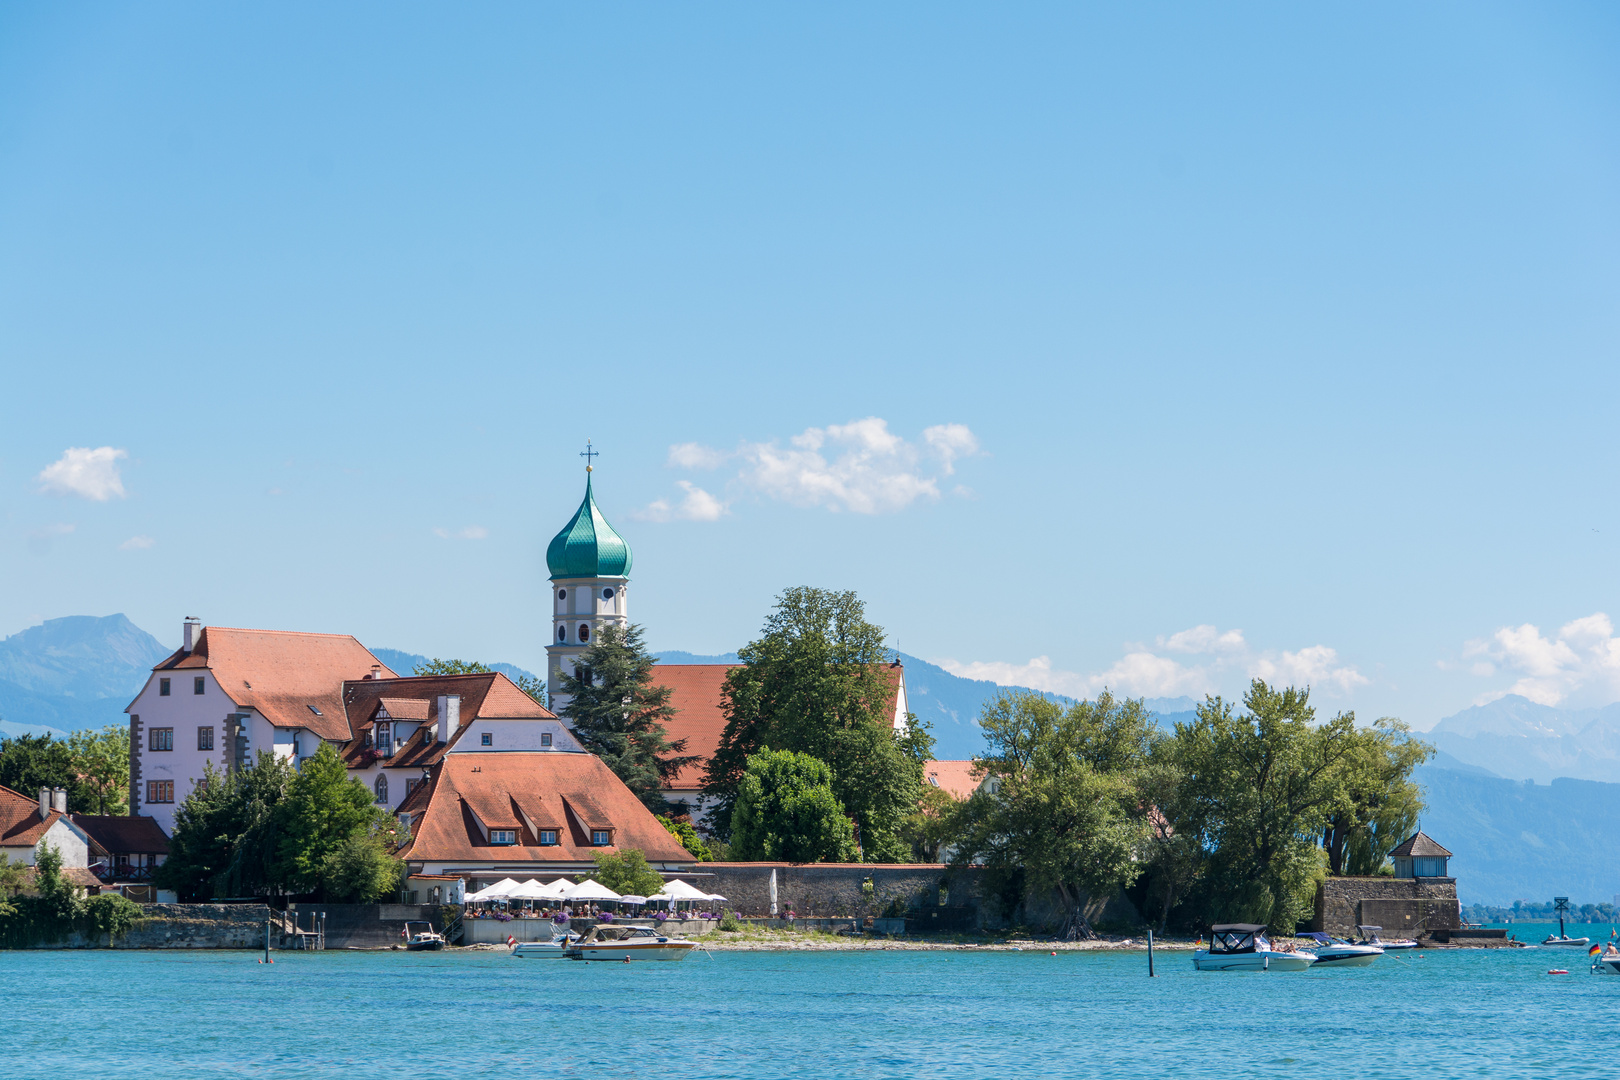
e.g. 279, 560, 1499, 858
505, 879, 553, 901
659, 879, 711, 901
535, 878, 572, 899
616, 895, 648, 905
562, 878, 622, 902
469, 877, 521, 901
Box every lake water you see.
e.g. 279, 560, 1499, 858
4, 940, 1618, 1079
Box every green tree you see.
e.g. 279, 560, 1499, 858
414, 658, 545, 706
950, 691, 1155, 939
320, 830, 405, 902
0, 734, 89, 812
585, 848, 666, 896
1321, 718, 1432, 875
729, 747, 859, 863
558, 623, 696, 812
703, 588, 932, 860
898, 783, 964, 863
68, 725, 131, 816
1172, 681, 1358, 931
158, 754, 295, 901
658, 815, 712, 861
273, 743, 384, 894
413, 658, 492, 675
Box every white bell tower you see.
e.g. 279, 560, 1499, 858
544, 445, 632, 714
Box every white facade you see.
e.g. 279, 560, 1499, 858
545, 576, 629, 713
127, 668, 320, 835
0, 816, 94, 869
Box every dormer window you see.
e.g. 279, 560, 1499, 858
490, 829, 516, 845
481, 732, 492, 746
591, 830, 611, 846
541, 732, 552, 748
539, 830, 558, 846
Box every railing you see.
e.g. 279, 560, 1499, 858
444, 909, 465, 945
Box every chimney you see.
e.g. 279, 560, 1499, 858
52, 788, 67, 814
436, 695, 459, 743
182, 616, 202, 654
39, 787, 50, 819
370, 664, 382, 681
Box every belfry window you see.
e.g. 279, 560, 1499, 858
557, 589, 566, 601
578, 624, 590, 643
557, 625, 566, 642
601, 587, 615, 600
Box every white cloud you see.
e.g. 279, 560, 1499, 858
667, 443, 729, 470
38, 447, 128, 500
433, 525, 488, 540
119, 535, 155, 550
937, 623, 1367, 703
1250, 645, 1368, 694
922, 423, 980, 475
1463, 612, 1620, 706
658, 418, 981, 517
636, 481, 728, 523
1159, 625, 1247, 655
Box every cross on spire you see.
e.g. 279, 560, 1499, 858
580, 440, 599, 472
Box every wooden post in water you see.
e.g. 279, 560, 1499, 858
1148, 929, 1155, 977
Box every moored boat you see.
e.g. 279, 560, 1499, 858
567, 924, 698, 962
1193, 924, 1315, 972
1354, 925, 1418, 950
1589, 943, 1620, 974
512, 931, 581, 959
403, 922, 446, 951
1298, 932, 1382, 967
1541, 897, 1589, 947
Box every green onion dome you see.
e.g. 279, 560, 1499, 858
546, 474, 632, 579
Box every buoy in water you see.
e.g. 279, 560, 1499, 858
1051, 951, 1057, 956
1548, 969, 1569, 975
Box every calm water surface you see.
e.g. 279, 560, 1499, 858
4, 942, 1617, 1078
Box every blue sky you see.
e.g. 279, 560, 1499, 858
3, 3, 1619, 729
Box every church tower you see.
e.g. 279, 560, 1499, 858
544, 454, 632, 714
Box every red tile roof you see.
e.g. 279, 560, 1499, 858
340, 672, 554, 769
923, 760, 984, 801
0, 785, 56, 848
655, 662, 906, 792
150, 627, 395, 740
402, 751, 694, 866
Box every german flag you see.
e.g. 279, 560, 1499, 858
1589, 943, 1602, 957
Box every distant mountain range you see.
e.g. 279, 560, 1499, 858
0, 615, 171, 739
4, 615, 1618, 903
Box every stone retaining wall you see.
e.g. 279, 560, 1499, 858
1313, 877, 1461, 937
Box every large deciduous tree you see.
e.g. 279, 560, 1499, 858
557, 623, 696, 813
950, 690, 1157, 939
729, 748, 859, 863
68, 725, 131, 815
703, 588, 931, 861
1172, 680, 1360, 932
1321, 718, 1432, 876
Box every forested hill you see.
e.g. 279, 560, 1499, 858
1414, 764, 1620, 906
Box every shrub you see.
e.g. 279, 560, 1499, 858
718, 910, 741, 932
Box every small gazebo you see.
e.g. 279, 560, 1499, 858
1389, 831, 1452, 879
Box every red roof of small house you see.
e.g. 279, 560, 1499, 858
923, 760, 984, 801
340, 672, 554, 769
401, 751, 694, 865
145, 626, 395, 740
70, 814, 170, 855
655, 662, 906, 792
1389, 831, 1452, 858
0, 785, 57, 848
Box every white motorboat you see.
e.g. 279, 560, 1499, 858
1355, 925, 1418, 950
511, 929, 581, 958
1299, 932, 1382, 967
1543, 897, 1589, 948
402, 922, 445, 952
567, 924, 698, 962
1193, 924, 1316, 972
1590, 944, 1620, 974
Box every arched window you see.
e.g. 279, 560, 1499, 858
578, 623, 590, 642
373, 773, 388, 804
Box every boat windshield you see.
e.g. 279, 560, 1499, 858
1209, 924, 1268, 954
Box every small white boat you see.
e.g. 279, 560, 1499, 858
1543, 898, 1589, 948
1299, 932, 1382, 967
402, 922, 445, 952
567, 924, 698, 962
1355, 925, 1418, 950
1590, 945, 1620, 974
511, 929, 581, 958
1193, 924, 1316, 972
